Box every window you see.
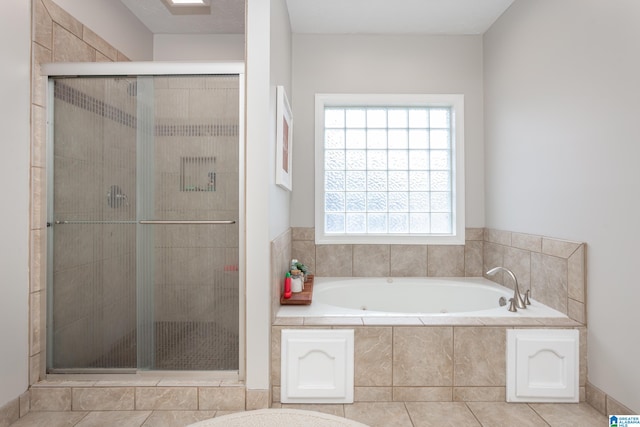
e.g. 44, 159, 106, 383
315, 94, 465, 244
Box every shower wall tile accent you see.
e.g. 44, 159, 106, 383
30, 0, 132, 386
287, 227, 586, 323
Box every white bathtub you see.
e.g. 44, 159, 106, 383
277, 277, 567, 318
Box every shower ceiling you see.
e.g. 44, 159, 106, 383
119, 0, 514, 35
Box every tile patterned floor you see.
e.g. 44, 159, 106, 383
11, 402, 607, 427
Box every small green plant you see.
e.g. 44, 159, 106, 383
294, 261, 308, 274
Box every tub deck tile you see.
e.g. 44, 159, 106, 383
362, 317, 422, 326
419, 317, 484, 325
303, 317, 364, 326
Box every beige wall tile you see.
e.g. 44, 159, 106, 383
454, 327, 505, 386
406, 402, 481, 426
292, 227, 314, 241
30, 167, 46, 230
272, 386, 281, 403
135, 387, 197, 410
30, 388, 71, 411
427, 245, 464, 277
503, 246, 531, 292
578, 327, 587, 387
392, 387, 452, 402
19, 391, 30, 418
483, 242, 505, 284
586, 382, 607, 415
95, 51, 112, 62
29, 354, 41, 385
542, 238, 581, 258
606, 395, 634, 416
72, 387, 134, 411
33, 0, 53, 49
568, 299, 586, 324
568, 244, 586, 303
465, 228, 484, 241
31, 44, 51, 108
353, 245, 390, 276
390, 245, 427, 277
354, 327, 392, 387
453, 386, 505, 402
464, 241, 483, 277
292, 240, 316, 275
29, 291, 42, 355
315, 244, 352, 276
484, 228, 511, 246
354, 387, 392, 402
53, 24, 94, 63
271, 326, 283, 386
198, 387, 246, 411
245, 389, 270, 410
511, 232, 542, 253
0, 397, 20, 427
393, 327, 453, 386
42, 0, 83, 37
531, 253, 568, 314
82, 27, 117, 61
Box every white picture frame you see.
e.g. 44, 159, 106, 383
276, 85, 293, 191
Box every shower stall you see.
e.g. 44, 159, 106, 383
44, 62, 244, 374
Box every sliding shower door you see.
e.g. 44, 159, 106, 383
47, 71, 242, 372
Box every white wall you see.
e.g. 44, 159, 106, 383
154, 34, 244, 61
269, 0, 293, 239
290, 34, 485, 228
51, 0, 153, 60
484, 0, 640, 412
0, 1, 31, 408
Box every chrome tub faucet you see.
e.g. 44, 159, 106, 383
486, 266, 528, 310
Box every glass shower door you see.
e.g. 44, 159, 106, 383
48, 74, 240, 372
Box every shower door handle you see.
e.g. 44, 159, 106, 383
138, 220, 236, 225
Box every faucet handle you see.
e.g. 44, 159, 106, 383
523, 289, 531, 305
508, 298, 518, 312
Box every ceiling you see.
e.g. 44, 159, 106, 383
120, 0, 515, 35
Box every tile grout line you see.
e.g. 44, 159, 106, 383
527, 403, 553, 427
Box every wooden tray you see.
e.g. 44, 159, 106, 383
280, 275, 314, 305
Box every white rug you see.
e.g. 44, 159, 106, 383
187, 409, 370, 427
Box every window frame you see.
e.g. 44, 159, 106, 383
314, 93, 465, 245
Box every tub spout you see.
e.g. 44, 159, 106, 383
486, 267, 527, 310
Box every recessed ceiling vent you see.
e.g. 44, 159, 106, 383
161, 0, 211, 15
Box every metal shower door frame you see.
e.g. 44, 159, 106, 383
43, 61, 246, 379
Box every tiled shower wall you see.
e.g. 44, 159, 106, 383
284, 227, 586, 324
30, 0, 132, 385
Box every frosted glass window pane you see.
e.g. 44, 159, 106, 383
431, 192, 451, 212
367, 171, 387, 191
389, 213, 409, 233
346, 129, 366, 148
367, 129, 387, 149
410, 213, 430, 233
346, 171, 366, 191
325, 109, 344, 128
430, 150, 450, 170
346, 192, 366, 211
388, 150, 408, 170
430, 171, 450, 191
388, 171, 408, 191
325, 171, 345, 191
410, 192, 430, 211
409, 130, 429, 149
409, 150, 429, 170
367, 213, 387, 233
388, 192, 408, 212
326, 213, 345, 233
430, 109, 450, 128
325, 192, 345, 212
388, 130, 408, 149
367, 109, 387, 128
388, 109, 408, 128
367, 150, 387, 170
346, 213, 366, 233
409, 109, 428, 128
346, 150, 366, 169
431, 213, 452, 233
409, 171, 429, 191
430, 130, 450, 149
325, 150, 345, 170
346, 108, 366, 127
367, 192, 387, 212
325, 129, 345, 149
